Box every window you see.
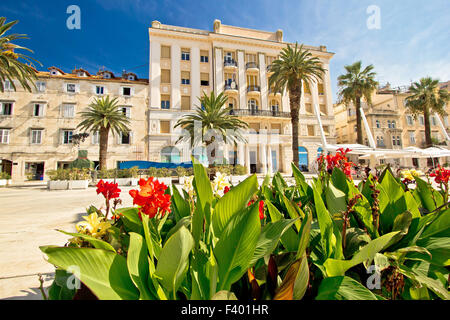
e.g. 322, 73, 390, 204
246, 74, 258, 87
248, 99, 258, 112
96, 86, 105, 95
270, 100, 279, 113
33, 104, 44, 117
303, 82, 311, 94
305, 103, 313, 114
31, 129, 43, 144
36, 81, 46, 93
0, 129, 10, 144
431, 116, 437, 126
307, 125, 315, 136
224, 52, 234, 63
4, 80, 14, 91
245, 53, 257, 63
128, 75, 135, 81
376, 120, 380, 128
161, 45, 171, 59
0, 102, 13, 115
406, 115, 414, 126
323, 125, 330, 135
66, 83, 76, 93
119, 106, 131, 118
181, 96, 190, 111
319, 104, 327, 115
122, 87, 131, 96
161, 95, 170, 109
392, 120, 396, 129
318, 83, 324, 95
200, 50, 209, 63
62, 130, 73, 144
200, 73, 209, 86
160, 121, 170, 134
161, 69, 171, 84
397, 136, 401, 146
387, 120, 391, 128
62, 104, 75, 118
409, 132, 415, 144
392, 136, 397, 146
181, 50, 190, 61
419, 115, 424, 125
120, 132, 131, 145
181, 71, 190, 85
92, 131, 99, 144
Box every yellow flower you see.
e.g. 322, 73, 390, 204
76, 211, 111, 239
401, 169, 423, 180
183, 176, 194, 196
212, 172, 231, 197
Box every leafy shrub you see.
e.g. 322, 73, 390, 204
47, 168, 91, 181
233, 165, 247, 175
0, 172, 11, 180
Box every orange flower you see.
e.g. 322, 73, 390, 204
129, 177, 171, 219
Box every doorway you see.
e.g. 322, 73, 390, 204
25, 162, 45, 180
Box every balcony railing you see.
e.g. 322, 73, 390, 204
229, 108, 290, 118
224, 59, 238, 68
246, 62, 259, 70
224, 82, 238, 91
247, 85, 260, 93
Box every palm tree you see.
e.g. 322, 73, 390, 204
174, 91, 248, 166
405, 77, 450, 149
337, 61, 378, 145
268, 43, 325, 168
77, 96, 131, 170
0, 17, 41, 92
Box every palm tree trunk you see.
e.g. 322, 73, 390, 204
423, 106, 434, 167
355, 97, 363, 145
99, 128, 109, 170
289, 84, 301, 169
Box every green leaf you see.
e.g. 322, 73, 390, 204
323, 231, 401, 277
316, 276, 377, 300
296, 209, 312, 259
154, 226, 194, 295
413, 176, 444, 212
420, 208, 450, 239
214, 204, 261, 291
212, 175, 258, 237
40, 246, 139, 300
266, 200, 298, 252
166, 216, 192, 241
409, 237, 450, 266
325, 183, 347, 215
57, 230, 116, 252
116, 207, 142, 234
312, 181, 334, 259
127, 232, 155, 299
193, 159, 213, 222
250, 218, 297, 265
274, 256, 309, 300
171, 185, 191, 221
211, 290, 237, 300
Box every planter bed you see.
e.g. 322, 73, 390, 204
48, 180, 89, 190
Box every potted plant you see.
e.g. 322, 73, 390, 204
47, 168, 91, 190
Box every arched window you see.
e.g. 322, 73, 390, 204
161, 146, 181, 163
248, 99, 258, 113
317, 147, 323, 159
376, 120, 380, 128
270, 99, 279, 113
228, 97, 237, 110
192, 146, 208, 165
298, 147, 308, 171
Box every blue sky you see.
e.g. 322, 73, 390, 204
1, 0, 449, 102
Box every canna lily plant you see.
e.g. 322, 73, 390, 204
40, 156, 449, 300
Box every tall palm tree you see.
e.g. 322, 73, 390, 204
268, 43, 325, 168
337, 61, 378, 145
77, 96, 131, 170
0, 17, 41, 92
174, 91, 248, 166
405, 77, 450, 149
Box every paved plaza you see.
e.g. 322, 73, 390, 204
0, 184, 136, 300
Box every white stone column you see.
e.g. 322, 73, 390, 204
245, 144, 251, 174
214, 47, 223, 94
311, 80, 328, 153
259, 53, 268, 111
237, 50, 246, 109
223, 143, 229, 164
171, 44, 181, 110
238, 143, 245, 166
191, 47, 201, 110
260, 143, 267, 174
149, 39, 161, 109
267, 145, 273, 175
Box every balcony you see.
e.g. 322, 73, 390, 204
224, 59, 238, 68
224, 82, 238, 93
268, 88, 281, 96
229, 108, 290, 118
247, 85, 260, 93
245, 62, 259, 71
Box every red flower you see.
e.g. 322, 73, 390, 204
129, 177, 171, 219
430, 165, 450, 185
96, 180, 121, 201
224, 186, 230, 194
258, 200, 265, 220
317, 148, 354, 179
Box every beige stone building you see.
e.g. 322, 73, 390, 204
334, 83, 450, 167
148, 20, 336, 174
0, 68, 149, 182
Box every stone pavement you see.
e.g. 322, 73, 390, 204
0, 185, 135, 300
